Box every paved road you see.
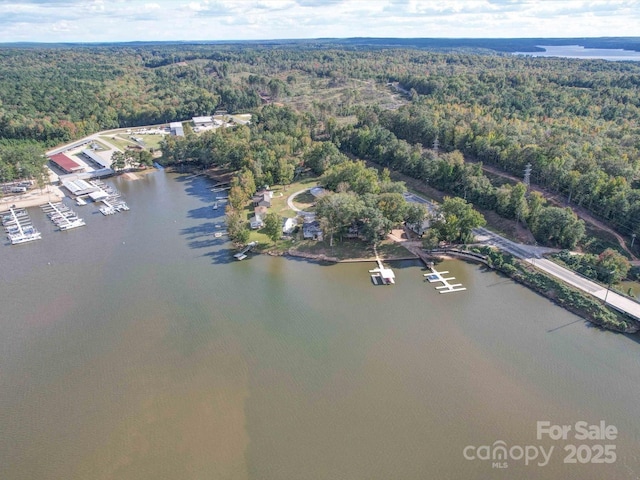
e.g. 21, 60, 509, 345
405, 192, 640, 321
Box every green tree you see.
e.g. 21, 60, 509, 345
263, 212, 281, 244
433, 197, 486, 243
226, 208, 250, 245
110, 151, 126, 171
228, 185, 247, 211
531, 207, 585, 249
596, 248, 630, 284
238, 168, 256, 198
276, 158, 295, 189
421, 229, 441, 250
376, 192, 407, 224
359, 206, 392, 245
405, 203, 428, 226
315, 192, 363, 246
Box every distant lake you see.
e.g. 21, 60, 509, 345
514, 45, 640, 61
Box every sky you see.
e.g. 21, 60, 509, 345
0, 0, 639, 43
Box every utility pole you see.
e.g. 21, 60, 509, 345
632, 233, 636, 248
603, 270, 616, 305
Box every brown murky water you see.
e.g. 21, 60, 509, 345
1, 172, 639, 479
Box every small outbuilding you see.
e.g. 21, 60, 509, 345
170, 122, 184, 137
192, 116, 213, 128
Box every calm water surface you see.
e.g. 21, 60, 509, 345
515, 45, 640, 61
1, 171, 640, 479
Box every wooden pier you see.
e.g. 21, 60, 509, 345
423, 264, 466, 293
234, 241, 257, 260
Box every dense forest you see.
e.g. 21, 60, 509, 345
1, 42, 639, 252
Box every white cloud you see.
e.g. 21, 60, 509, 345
0, 0, 638, 42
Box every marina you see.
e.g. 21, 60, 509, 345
423, 264, 466, 293
90, 180, 130, 215
40, 202, 86, 231
1, 207, 41, 244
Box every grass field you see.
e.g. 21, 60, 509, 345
100, 133, 165, 152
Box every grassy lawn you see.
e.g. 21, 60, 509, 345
267, 175, 321, 218
290, 237, 414, 261
100, 135, 135, 151
99, 133, 165, 152
377, 239, 416, 258
291, 191, 316, 211
292, 239, 375, 260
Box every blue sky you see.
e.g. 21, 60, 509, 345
0, 0, 639, 43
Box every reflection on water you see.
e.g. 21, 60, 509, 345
0, 171, 639, 479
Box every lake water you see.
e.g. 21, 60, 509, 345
514, 45, 640, 61
1, 171, 640, 479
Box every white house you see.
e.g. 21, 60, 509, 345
282, 217, 297, 234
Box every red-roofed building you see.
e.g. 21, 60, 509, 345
50, 153, 84, 174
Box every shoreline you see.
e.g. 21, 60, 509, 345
0, 185, 66, 210
269, 242, 639, 334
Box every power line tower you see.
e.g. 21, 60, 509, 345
432, 136, 439, 154
524, 163, 532, 190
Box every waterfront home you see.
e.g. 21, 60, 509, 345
250, 206, 268, 229
303, 220, 323, 240
406, 218, 432, 237
252, 190, 273, 208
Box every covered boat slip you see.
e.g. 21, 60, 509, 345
40, 202, 85, 231
1, 207, 41, 244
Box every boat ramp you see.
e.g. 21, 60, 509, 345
2, 207, 41, 245
41, 202, 85, 231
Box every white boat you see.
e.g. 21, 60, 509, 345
100, 206, 116, 215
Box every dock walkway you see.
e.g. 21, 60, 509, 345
2, 207, 41, 244
41, 202, 85, 231
368, 245, 396, 285
424, 264, 466, 293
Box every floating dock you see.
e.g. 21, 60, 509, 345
90, 180, 130, 215
2, 207, 41, 244
234, 241, 257, 260
369, 259, 395, 285
369, 246, 396, 285
424, 265, 466, 293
